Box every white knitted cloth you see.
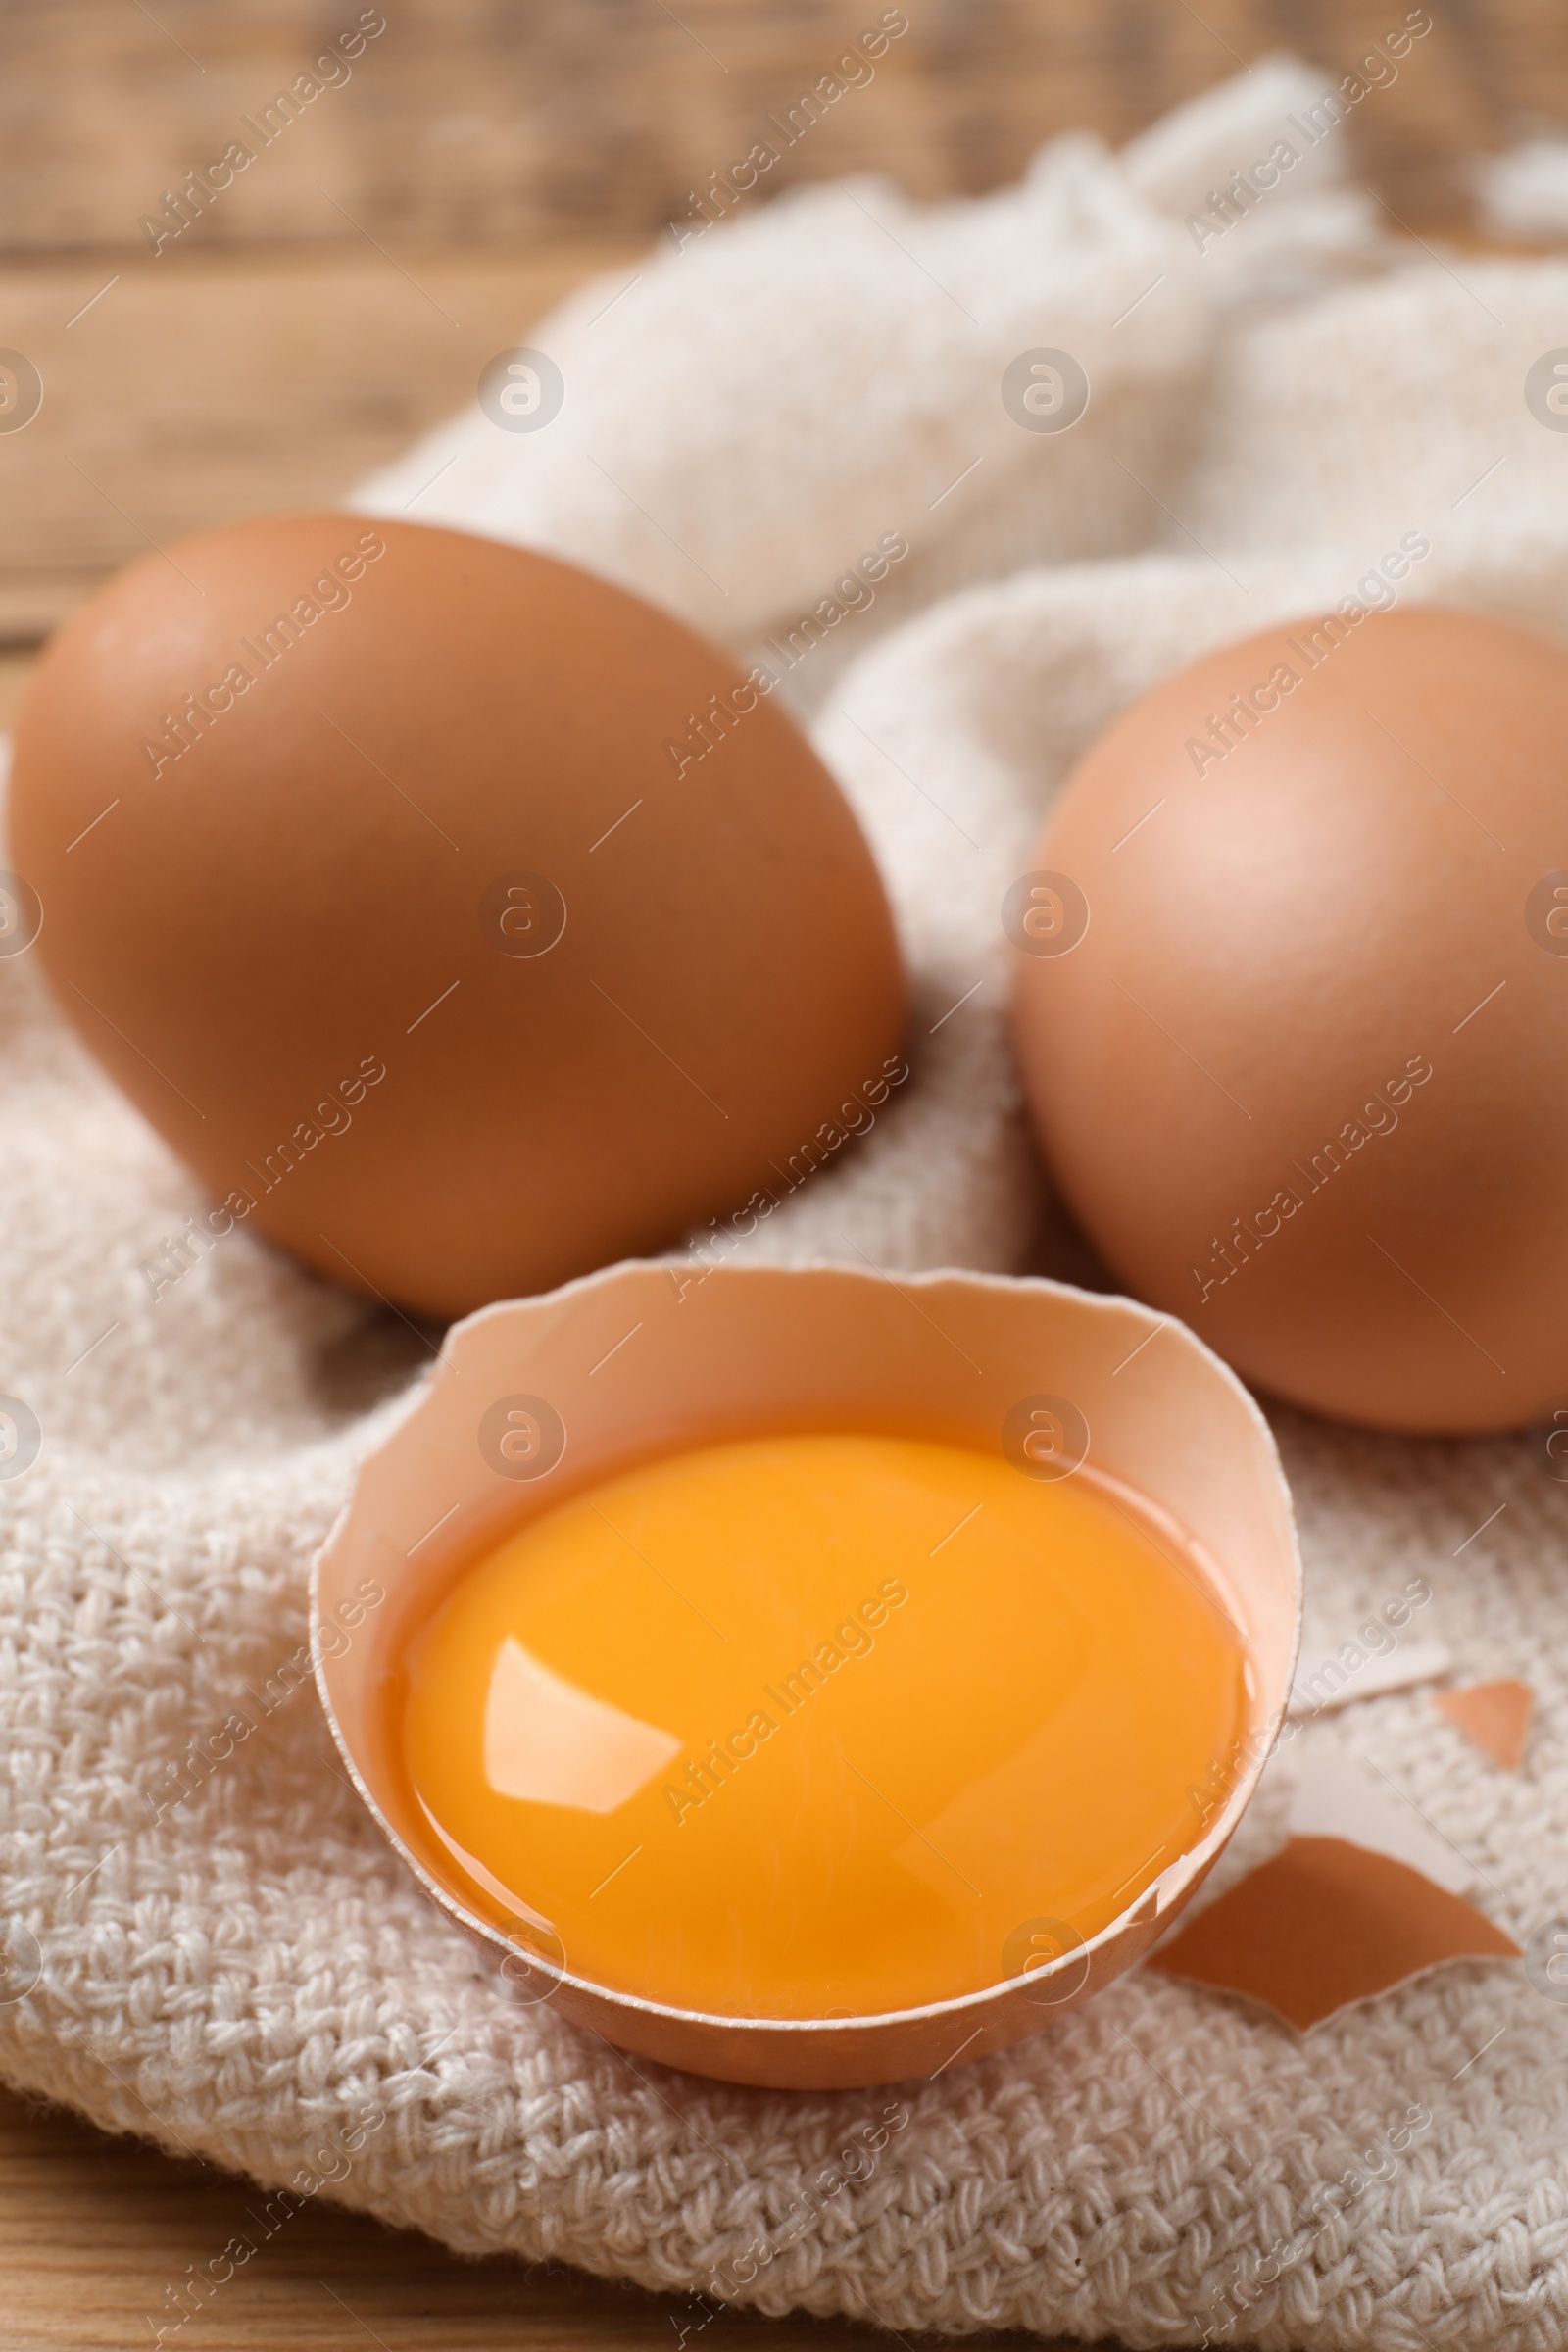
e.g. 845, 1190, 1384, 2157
5, 59, 1568, 2349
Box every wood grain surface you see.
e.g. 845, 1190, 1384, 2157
2, 0, 1566, 640
0, 245, 639, 640
3, 2075, 1000, 2352
3, 3, 1563, 2345
3, 0, 1564, 257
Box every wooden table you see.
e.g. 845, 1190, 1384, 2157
7, 2079, 1004, 2351
3, 1, 1563, 2342
2, 0, 1562, 653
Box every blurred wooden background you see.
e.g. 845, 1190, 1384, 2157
8, 0, 1565, 257
1, 0, 1567, 675
4, 1, 1568, 2344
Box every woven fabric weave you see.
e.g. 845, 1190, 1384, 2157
4, 57, 1567, 2347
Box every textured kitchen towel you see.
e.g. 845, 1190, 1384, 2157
5, 55, 1568, 2351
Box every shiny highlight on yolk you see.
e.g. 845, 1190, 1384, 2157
394, 1432, 1249, 2019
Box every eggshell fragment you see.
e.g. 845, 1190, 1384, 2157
1148, 1835, 1521, 2032
1435, 1679, 1534, 1770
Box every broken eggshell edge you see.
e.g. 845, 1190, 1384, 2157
310, 1258, 1303, 2089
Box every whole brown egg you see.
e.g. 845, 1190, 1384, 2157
10, 514, 906, 1320
1011, 603, 1568, 1435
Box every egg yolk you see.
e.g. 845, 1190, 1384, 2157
394, 1432, 1249, 2018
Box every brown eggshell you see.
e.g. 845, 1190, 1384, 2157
1011, 604, 1568, 1434
313, 1259, 1302, 2087
9, 514, 905, 1319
